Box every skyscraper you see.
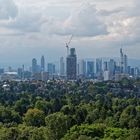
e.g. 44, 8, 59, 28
32, 58, 37, 74
103, 61, 108, 71
108, 59, 116, 80
86, 61, 94, 78
96, 58, 102, 79
48, 63, 55, 76
78, 59, 85, 77
66, 48, 77, 80
60, 57, 65, 76
108, 59, 116, 75
120, 48, 124, 73
120, 48, 128, 74
124, 54, 128, 74
41, 55, 45, 72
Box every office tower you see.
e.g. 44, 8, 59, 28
120, 48, 128, 74
8, 66, 12, 72
41, 55, 45, 72
120, 48, 124, 73
86, 61, 94, 78
135, 67, 140, 77
96, 59, 102, 73
109, 59, 116, 75
0, 68, 4, 75
103, 71, 110, 81
17, 68, 23, 79
96, 58, 102, 79
66, 48, 77, 80
32, 58, 37, 74
78, 59, 85, 77
48, 63, 55, 76
103, 61, 108, 71
131, 68, 135, 77
108, 59, 116, 80
127, 66, 131, 75
124, 54, 128, 74
60, 57, 65, 76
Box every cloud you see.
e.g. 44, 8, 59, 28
0, 6, 44, 34
0, 0, 18, 19
41, 3, 108, 37
6, 11, 42, 33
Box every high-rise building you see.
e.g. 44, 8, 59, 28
60, 57, 65, 76
127, 66, 131, 75
32, 58, 37, 74
47, 63, 55, 76
109, 59, 116, 74
66, 48, 77, 80
0, 68, 4, 75
120, 48, 124, 73
96, 58, 102, 79
103, 61, 108, 71
86, 61, 94, 78
120, 48, 128, 74
41, 55, 45, 72
124, 54, 128, 74
108, 59, 116, 80
78, 59, 85, 77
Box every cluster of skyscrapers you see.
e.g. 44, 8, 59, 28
0, 48, 139, 81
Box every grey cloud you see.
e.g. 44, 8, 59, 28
0, 0, 18, 19
99, 8, 124, 16
42, 3, 108, 37
2, 8, 43, 34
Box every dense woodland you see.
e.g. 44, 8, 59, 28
0, 78, 140, 140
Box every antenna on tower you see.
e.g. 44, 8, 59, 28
66, 35, 73, 56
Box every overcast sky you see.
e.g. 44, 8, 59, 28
0, 0, 140, 67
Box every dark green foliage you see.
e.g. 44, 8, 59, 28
61, 124, 106, 140
45, 112, 70, 140
24, 108, 45, 127
0, 79, 140, 139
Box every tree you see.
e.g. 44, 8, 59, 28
61, 124, 105, 140
45, 112, 70, 140
35, 100, 52, 115
24, 108, 45, 127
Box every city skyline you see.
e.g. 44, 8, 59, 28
0, 47, 140, 81
0, 0, 140, 66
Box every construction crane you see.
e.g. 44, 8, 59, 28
66, 35, 73, 56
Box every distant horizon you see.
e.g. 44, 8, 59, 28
0, 56, 140, 70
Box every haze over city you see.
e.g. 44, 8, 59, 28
0, 0, 140, 67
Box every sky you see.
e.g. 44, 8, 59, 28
0, 0, 140, 68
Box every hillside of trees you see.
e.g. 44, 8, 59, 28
0, 78, 140, 140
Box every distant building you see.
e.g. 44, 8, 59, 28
48, 63, 55, 76
32, 58, 37, 74
66, 48, 77, 80
108, 59, 116, 80
32, 72, 48, 81
103, 71, 110, 81
1, 72, 18, 81
60, 57, 65, 76
41, 55, 45, 72
120, 48, 124, 73
17, 68, 23, 79
78, 59, 85, 78
86, 61, 94, 78
0, 68, 4, 75
120, 48, 128, 74
96, 58, 103, 79
124, 54, 128, 74
103, 61, 108, 71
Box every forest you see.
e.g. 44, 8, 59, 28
0, 78, 140, 140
